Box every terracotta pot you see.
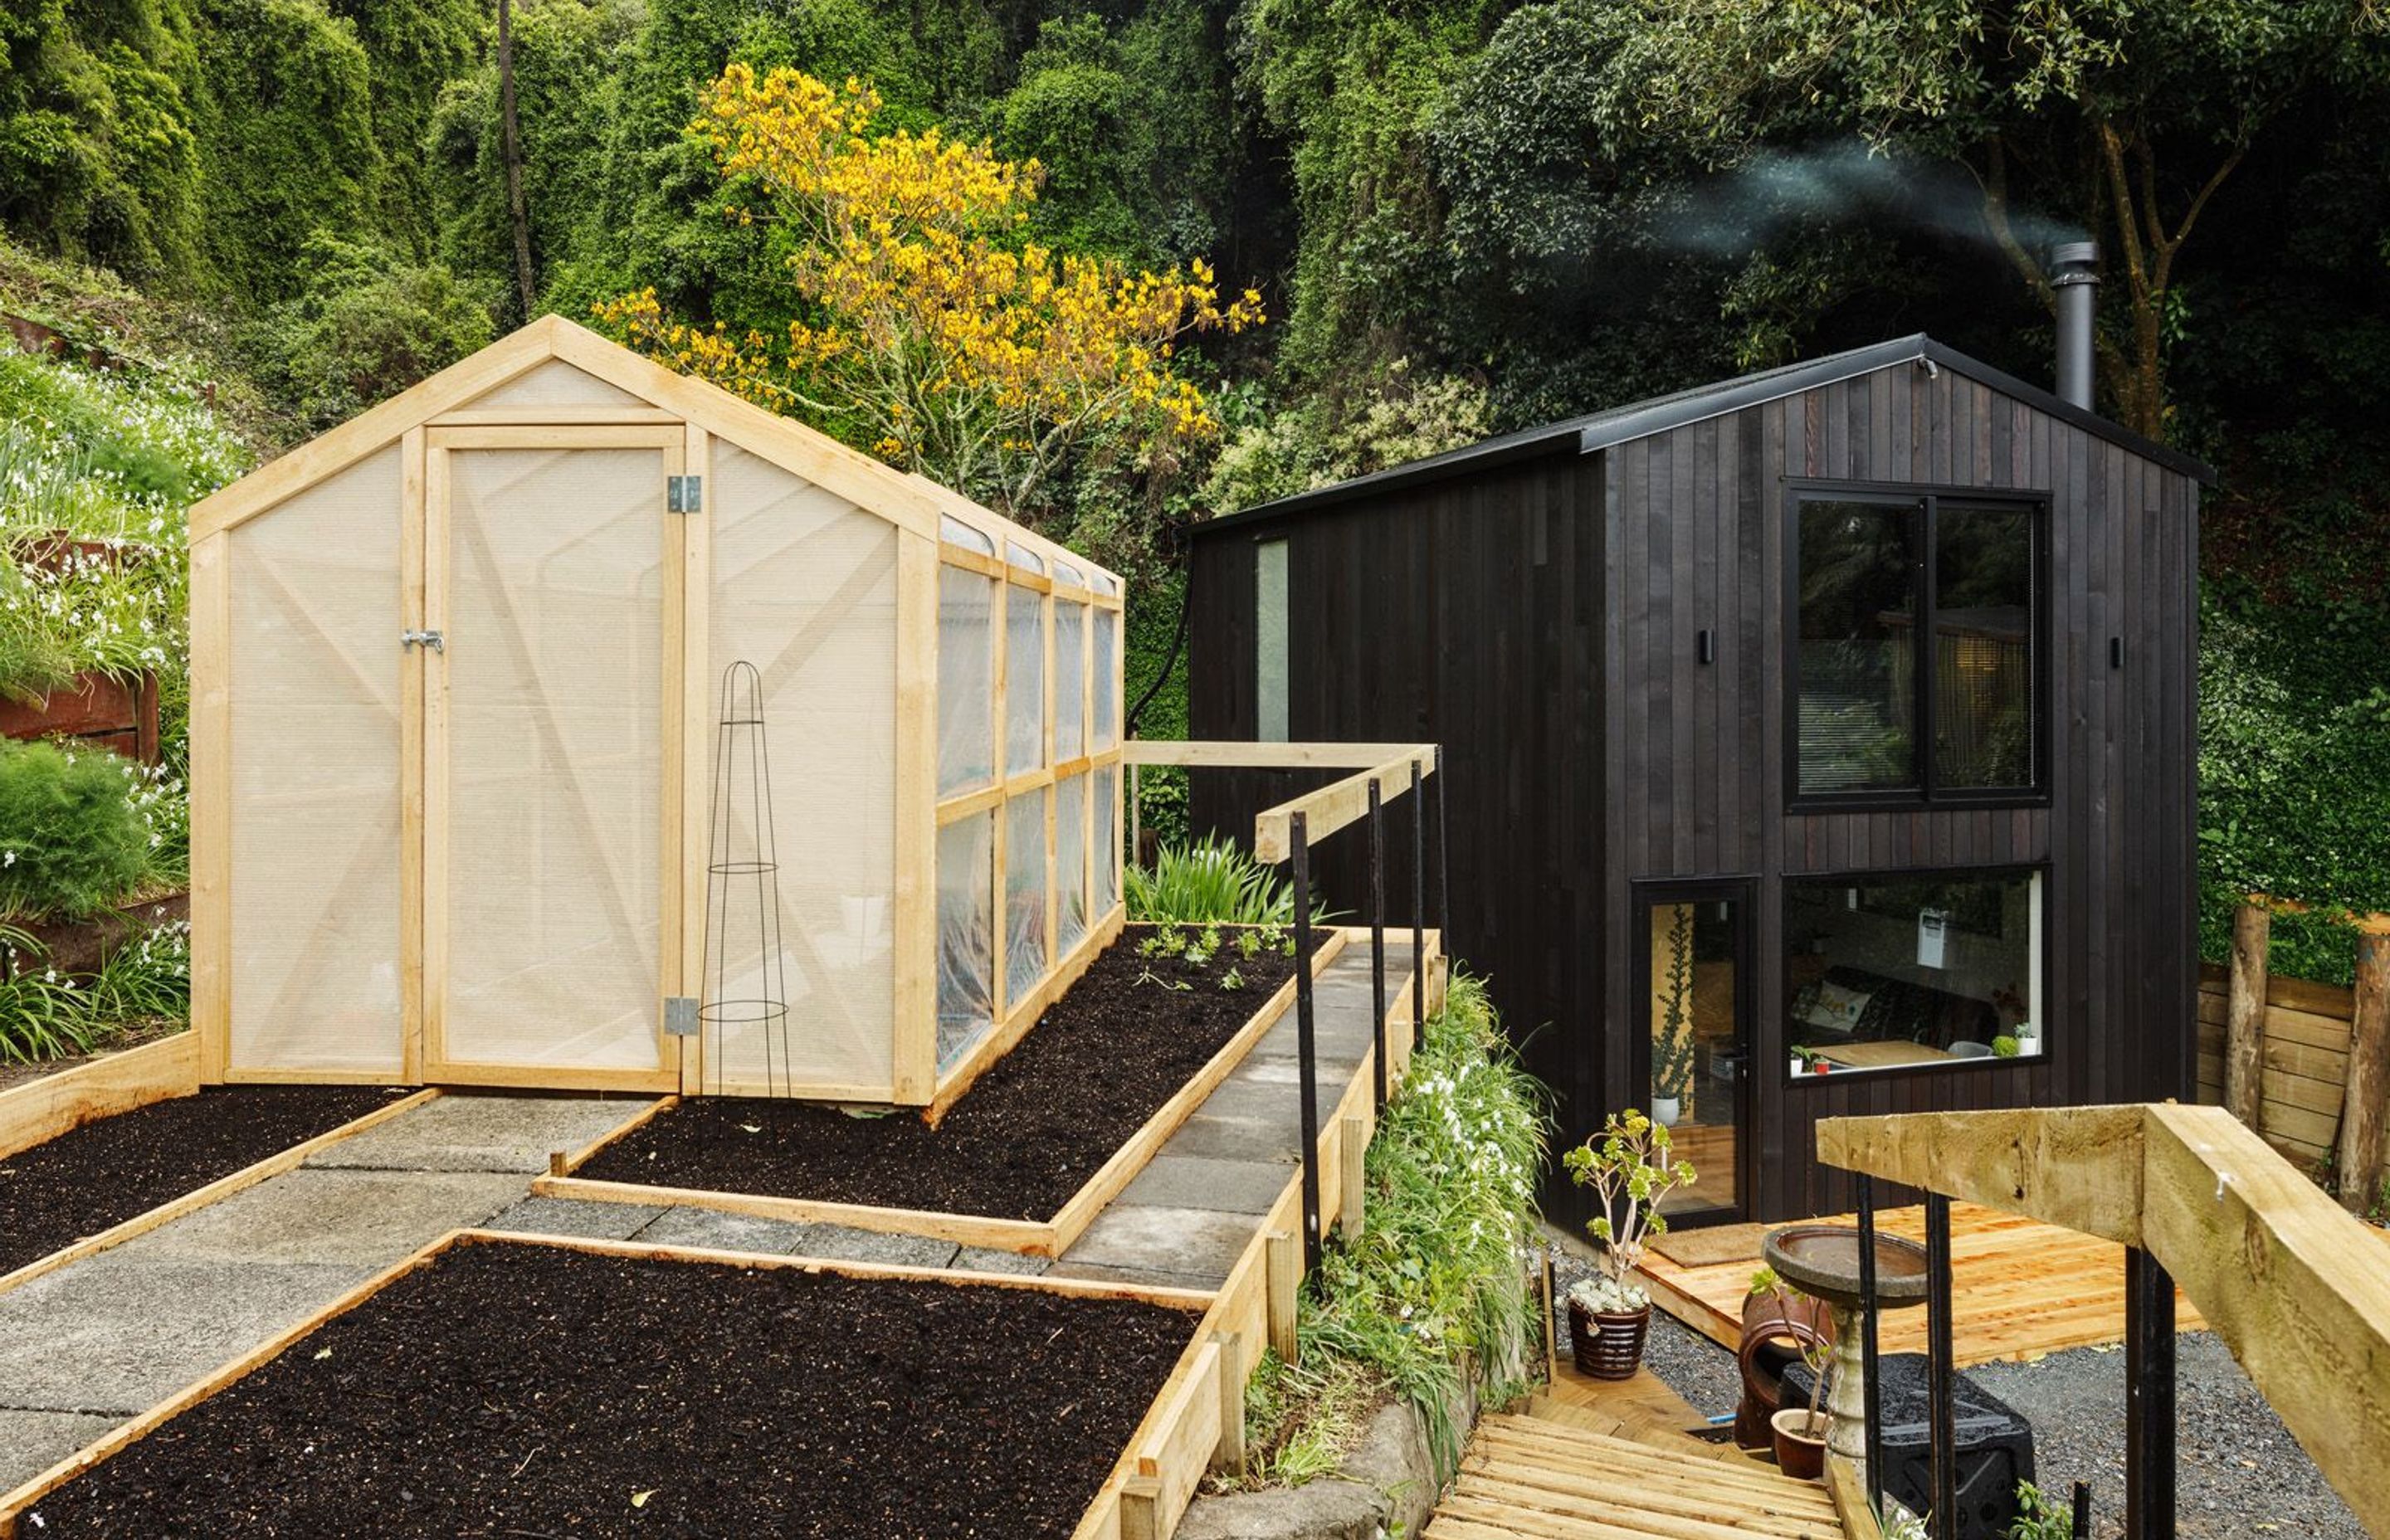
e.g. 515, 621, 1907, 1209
1566, 1297, 1651, 1381
1771, 1406, 1828, 1481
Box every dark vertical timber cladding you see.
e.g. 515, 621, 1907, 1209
1188, 352, 2198, 1222
1186, 451, 1609, 1188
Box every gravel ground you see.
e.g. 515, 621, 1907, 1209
1544, 1240, 2362, 1538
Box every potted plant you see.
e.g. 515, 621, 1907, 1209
1561, 1109, 1695, 1380
1992, 1034, 2021, 1059
1752, 1264, 1831, 1480
2014, 1021, 2041, 1057
1789, 1045, 1812, 1078
1651, 905, 1695, 1127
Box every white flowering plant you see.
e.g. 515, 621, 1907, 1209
1562, 1109, 1696, 1289
1565, 1273, 1649, 1315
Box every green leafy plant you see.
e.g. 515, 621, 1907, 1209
1134, 967, 1192, 992
0, 740, 150, 921
1651, 903, 1696, 1105
1563, 1109, 1695, 1290
2008, 1481, 2075, 1540
0, 918, 189, 1063
1139, 923, 1187, 958
1239, 973, 1548, 1484
1126, 835, 1309, 925
1992, 1034, 2021, 1058
1218, 966, 1246, 992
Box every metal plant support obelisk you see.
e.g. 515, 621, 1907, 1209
702, 660, 792, 1096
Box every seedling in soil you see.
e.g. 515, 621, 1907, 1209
1184, 925, 1222, 967
1135, 967, 1193, 992
1236, 928, 1265, 960
1139, 924, 1186, 958
1218, 967, 1246, 992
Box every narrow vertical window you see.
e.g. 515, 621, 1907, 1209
1934, 504, 2038, 790
1256, 537, 1289, 742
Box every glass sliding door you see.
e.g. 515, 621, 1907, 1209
1635, 883, 1751, 1223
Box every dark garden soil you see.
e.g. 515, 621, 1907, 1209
20, 1240, 1199, 1538
580, 924, 1317, 1220
0, 1084, 405, 1275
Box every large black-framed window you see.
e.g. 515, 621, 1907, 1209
1782, 865, 2046, 1083
1786, 485, 2047, 808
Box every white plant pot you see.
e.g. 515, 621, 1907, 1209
1790, 1057, 1806, 1077
2017, 1035, 2041, 1058
1652, 1096, 1681, 1128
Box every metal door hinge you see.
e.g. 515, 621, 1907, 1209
667, 475, 703, 513
401, 629, 444, 652
664, 996, 700, 1036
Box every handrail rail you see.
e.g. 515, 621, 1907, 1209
1817, 1102, 2390, 1533
1121, 739, 1446, 1275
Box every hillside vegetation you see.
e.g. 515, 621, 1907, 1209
2, 0, 2388, 982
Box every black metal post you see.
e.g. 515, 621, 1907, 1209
1856, 1176, 1885, 1518
2071, 1481, 2093, 1539
1291, 811, 1322, 1276
1410, 758, 1425, 1052
1434, 743, 1450, 948
1924, 1193, 1957, 1540
2124, 1246, 2177, 1540
1368, 780, 1388, 1112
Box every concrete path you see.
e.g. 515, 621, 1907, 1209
1046, 938, 1412, 1290
0, 1094, 646, 1490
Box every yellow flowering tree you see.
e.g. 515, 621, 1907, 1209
595, 65, 1263, 513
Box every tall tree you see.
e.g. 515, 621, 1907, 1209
495, 0, 535, 319
1590, 0, 2389, 436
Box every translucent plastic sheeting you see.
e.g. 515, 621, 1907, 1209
1056, 772, 1088, 953
939, 513, 993, 555
1054, 601, 1085, 761
705, 444, 898, 1093
936, 810, 996, 1071
1092, 608, 1119, 751
1006, 582, 1045, 774
1095, 764, 1120, 916
1004, 787, 1050, 1006
938, 565, 996, 796
227, 447, 404, 1074
444, 446, 665, 1072
466, 358, 646, 411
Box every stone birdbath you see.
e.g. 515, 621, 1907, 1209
1763, 1223, 1930, 1485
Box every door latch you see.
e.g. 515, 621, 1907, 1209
401, 629, 445, 652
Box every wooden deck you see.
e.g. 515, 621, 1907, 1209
1427, 1357, 1851, 1538
1640, 1201, 2210, 1367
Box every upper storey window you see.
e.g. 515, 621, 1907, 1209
1789, 488, 2044, 807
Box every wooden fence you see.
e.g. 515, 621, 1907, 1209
2196, 896, 2390, 1213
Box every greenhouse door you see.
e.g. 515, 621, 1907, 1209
419, 427, 690, 1089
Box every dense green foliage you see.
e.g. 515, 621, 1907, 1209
5, 0, 2390, 985
0, 740, 150, 921
1243, 972, 1548, 1481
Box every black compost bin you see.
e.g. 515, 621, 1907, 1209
1782, 1352, 2036, 1538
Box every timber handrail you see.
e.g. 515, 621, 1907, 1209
1121, 739, 1428, 771
1817, 1102, 2390, 1533
1250, 749, 1436, 865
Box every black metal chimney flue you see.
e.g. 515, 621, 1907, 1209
2051, 241, 2099, 410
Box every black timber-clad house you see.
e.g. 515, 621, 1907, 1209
1185, 333, 2213, 1225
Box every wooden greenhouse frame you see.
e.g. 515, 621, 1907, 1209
187, 314, 1124, 1106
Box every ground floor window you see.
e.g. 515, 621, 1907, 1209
1783, 868, 2042, 1077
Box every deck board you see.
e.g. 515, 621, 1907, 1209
1639, 1201, 2209, 1366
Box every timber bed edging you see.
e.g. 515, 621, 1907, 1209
0, 1032, 200, 1161
0, 1225, 1223, 1540
529, 926, 1355, 1258
0, 1085, 446, 1301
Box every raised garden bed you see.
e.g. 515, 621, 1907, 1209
0, 1084, 427, 1285
549, 924, 1343, 1253
4, 1235, 1205, 1539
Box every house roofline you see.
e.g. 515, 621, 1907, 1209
1196, 334, 2214, 537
